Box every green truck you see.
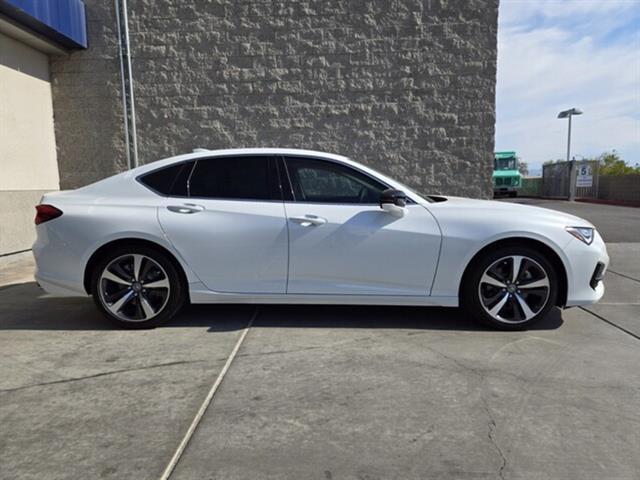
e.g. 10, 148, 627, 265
493, 151, 521, 197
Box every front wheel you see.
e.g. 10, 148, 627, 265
462, 246, 558, 330
91, 246, 186, 328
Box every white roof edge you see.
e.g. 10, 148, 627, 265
130, 148, 353, 174
182, 147, 350, 161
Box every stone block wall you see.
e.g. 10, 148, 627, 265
51, 0, 498, 198
50, 1, 128, 188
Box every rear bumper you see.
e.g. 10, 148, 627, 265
33, 224, 87, 296
35, 270, 88, 296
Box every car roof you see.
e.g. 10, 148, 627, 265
189, 147, 350, 160
133, 148, 353, 174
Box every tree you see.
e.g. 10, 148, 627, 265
518, 161, 529, 176
598, 150, 640, 175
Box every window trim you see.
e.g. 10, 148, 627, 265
280, 155, 414, 206
275, 156, 294, 202
138, 154, 418, 205
137, 156, 282, 202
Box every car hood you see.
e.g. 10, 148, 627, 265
427, 196, 594, 228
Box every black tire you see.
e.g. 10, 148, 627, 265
461, 245, 558, 330
91, 245, 186, 329
509, 191, 517, 198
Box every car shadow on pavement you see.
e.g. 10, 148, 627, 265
0, 281, 564, 332
260, 304, 564, 331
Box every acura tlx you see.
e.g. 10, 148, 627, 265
33, 148, 608, 329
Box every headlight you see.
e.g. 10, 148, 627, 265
566, 226, 594, 245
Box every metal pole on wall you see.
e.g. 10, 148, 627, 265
114, 0, 130, 169
115, 0, 138, 169
558, 108, 583, 201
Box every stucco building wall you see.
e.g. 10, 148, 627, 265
51, 0, 498, 198
0, 32, 59, 254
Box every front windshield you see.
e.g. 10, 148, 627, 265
494, 157, 517, 170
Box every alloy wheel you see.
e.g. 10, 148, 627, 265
98, 254, 170, 322
478, 255, 550, 324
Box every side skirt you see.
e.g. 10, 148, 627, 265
188, 287, 459, 307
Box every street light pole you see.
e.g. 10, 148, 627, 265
566, 114, 572, 163
558, 108, 583, 201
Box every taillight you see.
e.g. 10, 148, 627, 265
35, 204, 63, 225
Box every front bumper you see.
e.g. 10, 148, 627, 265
563, 231, 609, 307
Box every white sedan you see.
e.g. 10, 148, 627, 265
33, 148, 608, 329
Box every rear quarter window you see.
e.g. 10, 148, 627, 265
139, 162, 193, 196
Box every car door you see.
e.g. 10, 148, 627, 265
282, 156, 441, 296
157, 155, 288, 294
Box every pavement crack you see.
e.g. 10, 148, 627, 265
483, 400, 507, 480
237, 336, 374, 359
423, 345, 485, 378
237, 345, 324, 357
425, 345, 508, 479
0, 360, 205, 393
580, 306, 640, 341
607, 269, 640, 284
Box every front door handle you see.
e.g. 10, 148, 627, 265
290, 215, 327, 227
167, 204, 205, 214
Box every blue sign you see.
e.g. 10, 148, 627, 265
0, 0, 87, 49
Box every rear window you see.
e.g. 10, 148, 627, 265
140, 162, 193, 196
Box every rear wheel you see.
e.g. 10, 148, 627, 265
91, 245, 185, 328
462, 246, 558, 330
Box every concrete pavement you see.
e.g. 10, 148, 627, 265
583, 245, 640, 339
1, 199, 639, 479
0, 283, 253, 479
171, 306, 640, 480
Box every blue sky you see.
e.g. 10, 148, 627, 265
496, 0, 640, 173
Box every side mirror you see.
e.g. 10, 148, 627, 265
380, 189, 408, 217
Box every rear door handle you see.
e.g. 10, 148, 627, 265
290, 215, 327, 227
167, 204, 205, 214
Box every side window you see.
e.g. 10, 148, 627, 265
189, 156, 280, 200
284, 157, 387, 204
140, 161, 193, 196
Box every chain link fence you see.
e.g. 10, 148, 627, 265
522, 160, 640, 204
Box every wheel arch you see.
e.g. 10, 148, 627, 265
83, 238, 189, 299
458, 237, 568, 307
